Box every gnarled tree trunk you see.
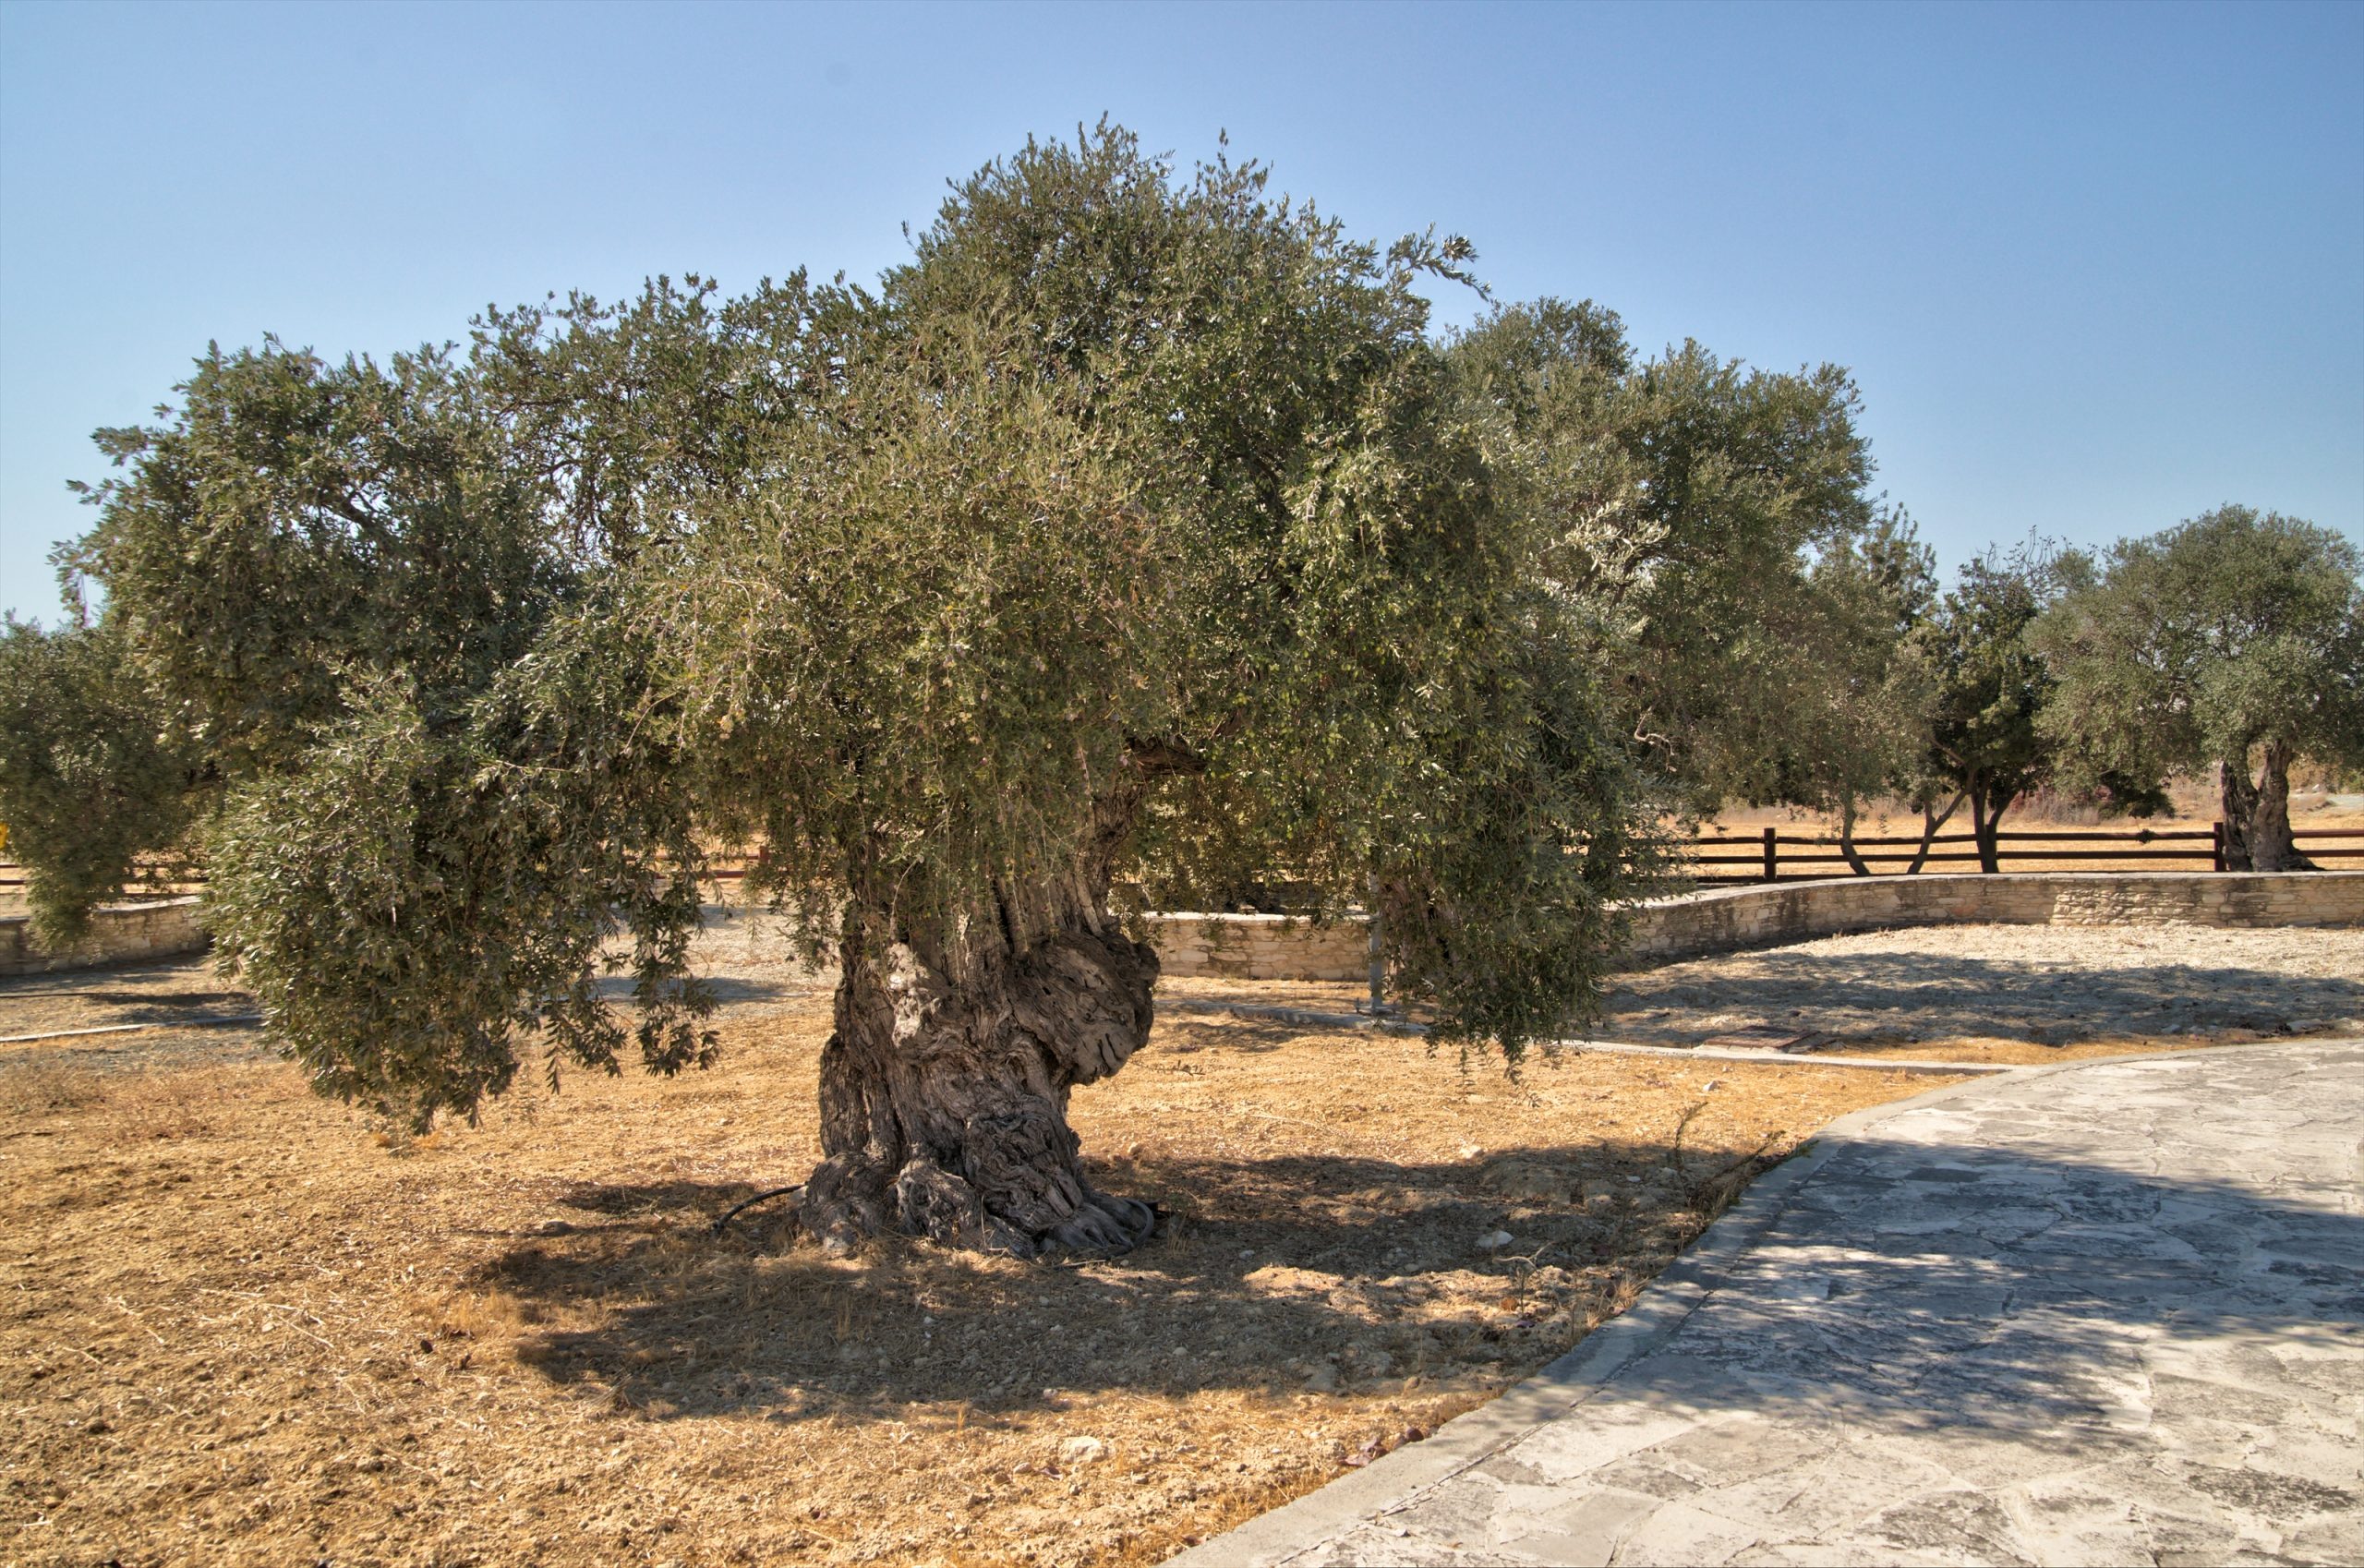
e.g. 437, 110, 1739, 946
794, 911, 1161, 1259
792, 750, 1192, 1260
2227, 742, 2316, 874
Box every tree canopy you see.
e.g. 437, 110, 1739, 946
1440, 297, 1917, 817
6, 126, 1920, 1255
1897, 538, 2077, 871
2036, 505, 2364, 871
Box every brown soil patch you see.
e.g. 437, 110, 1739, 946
0, 978, 1950, 1568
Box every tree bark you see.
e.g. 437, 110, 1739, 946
2218, 756, 2258, 872
794, 912, 1161, 1259
1905, 791, 1964, 874
1837, 795, 1872, 876
790, 742, 1198, 1260
2237, 742, 2317, 873
1968, 779, 2008, 874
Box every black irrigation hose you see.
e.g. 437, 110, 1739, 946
712, 1183, 804, 1236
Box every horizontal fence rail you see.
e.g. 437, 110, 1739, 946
5, 826, 2362, 899
1683, 824, 2364, 885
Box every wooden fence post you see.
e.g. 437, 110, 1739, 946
1762, 826, 1777, 884
2211, 820, 2225, 874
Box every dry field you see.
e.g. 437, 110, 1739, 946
6, 906, 2357, 1568
2, 958, 1957, 1568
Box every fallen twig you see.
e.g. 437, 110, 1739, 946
1, 1015, 263, 1045
712, 1184, 804, 1236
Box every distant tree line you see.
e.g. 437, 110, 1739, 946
0, 126, 2358, 1256
1733, 506, 2360, 876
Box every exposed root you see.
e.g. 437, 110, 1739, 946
709, 1182, 805, 1236
794, 1152, 1154, 1260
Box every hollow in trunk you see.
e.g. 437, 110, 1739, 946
2220, 743, 2316, 874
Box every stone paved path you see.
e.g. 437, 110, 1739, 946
1174, 1043, 2364, 1567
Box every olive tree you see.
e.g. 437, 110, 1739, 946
1904, 539, 2069, 873
54, 328, 720, 1119
54, 128, 1663, 1259
2035, 506, 2363, 872
1776, 518, 1937, 872
1441, 298, 1916, 822
0, 611, 198, 946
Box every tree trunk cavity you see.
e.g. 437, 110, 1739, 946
2225, 743, 2316, 874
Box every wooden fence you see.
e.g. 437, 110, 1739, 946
1683, 823, 2364, 884
6, 824, 2363, 899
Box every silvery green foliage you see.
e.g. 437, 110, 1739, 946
1441, 298, 1912, 817
643, 128, 1673, 1054
202, 623, 714, 1130
0, 612, 197, 947
46, 123, 1931, 1132
2036, 507, 2364, 812
1907, 539, 2076, 862
66, 336, 711, 1129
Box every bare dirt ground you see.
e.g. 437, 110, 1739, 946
3, 910, 2355, 1567
2, 936, 1952, 1568
1172, 923, 2364, 1062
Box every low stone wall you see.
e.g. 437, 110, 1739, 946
11, 874, 2353, 984
1144, 913, 1369, 982
0, 897, 209, 977
1147, 873, 2364, 981
1621, 872, 2364, 963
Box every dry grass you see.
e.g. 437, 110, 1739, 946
0, 983, 1956, 1568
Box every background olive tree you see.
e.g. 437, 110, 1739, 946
0, 611, 197, 946
1899, 538, 2073, 873
2035, 505, 2363, 871
1440, 297, 1935, 841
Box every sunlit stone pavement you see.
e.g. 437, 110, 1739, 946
1176, 1042, 2364, 1567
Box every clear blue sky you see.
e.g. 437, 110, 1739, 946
3, 0, 2358, 623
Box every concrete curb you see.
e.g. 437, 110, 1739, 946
1163, 1040, 2344, 1567
1167, 997, 2032, 1075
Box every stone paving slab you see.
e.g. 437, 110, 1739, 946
1170, 1043, 2364, 1567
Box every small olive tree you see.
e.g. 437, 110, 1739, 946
0, 612, 197, 946
2035, 506, 2363, 872
1904, 539, 2069, 873
54, 128, 1666, 1259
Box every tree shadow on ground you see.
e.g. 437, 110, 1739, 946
1604, 951, 2364, 1044
594, 974, 812, 1006
476, 1132, 1728, 1433
473, 1089, 2360, 1455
